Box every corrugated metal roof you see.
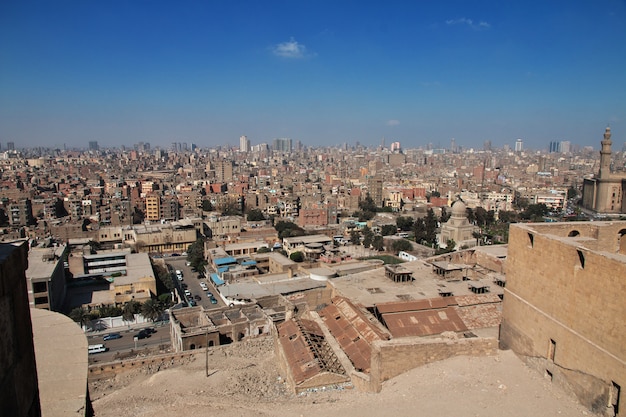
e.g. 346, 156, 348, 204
214, 257, 237, 266
277, 319, 347, 387
375, 298, 453, 314
319, 297, 390, 373
382, 307, 467, 338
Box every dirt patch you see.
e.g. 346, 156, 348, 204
91, 337, 598, 417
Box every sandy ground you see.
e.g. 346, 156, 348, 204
90, 337, 598, 417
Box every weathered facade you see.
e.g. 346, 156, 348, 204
501, 221, 626, 416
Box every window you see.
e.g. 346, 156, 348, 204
568, 230, 580, 237
577, 249, 585, 269
527, 233, 534, 247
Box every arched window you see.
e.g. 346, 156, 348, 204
568, 230, 580, 237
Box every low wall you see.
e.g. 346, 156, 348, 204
88, 350, 198, 381
369, 334, 498, 392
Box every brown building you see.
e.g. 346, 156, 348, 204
501, 221, 626, 416
582, 127, 626, 214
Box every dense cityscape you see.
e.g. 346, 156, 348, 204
1, 127, 625, 416
1, 1, 625, 416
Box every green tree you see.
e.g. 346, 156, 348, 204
122, 300, 140, 322
396, 216, 414, 231
187, 238, 206, 271
392, 239, 413, 253
289, 251, 304, 262
381, 224, 397, 236
424, 209, 438, 245
567, 186, 578, 200
353, 210, 375, 222
362, 226, 374, 248
274, 221, 305, 239
372, 235, 384, 251
520, 203, 550, 221
141, 299, 165, 322
472, 231, 482, 246
413, 218, 426, 244
350, 229, 361, 245
69, 307, 90, 328
246, 208, 265, 221
201, 199, 214, 211
446, 239, 456, 251
359, 193, 378, 213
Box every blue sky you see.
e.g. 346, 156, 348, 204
1, 1, 625, 150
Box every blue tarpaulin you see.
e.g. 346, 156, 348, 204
217, 266, 229, 273
214, 257, 237, 266
210, 273, 225, 286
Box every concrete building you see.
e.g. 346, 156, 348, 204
501, 221, 626, 416
239, 135, 250, 152
582, 127, 626, 214
26, 244, 68, 311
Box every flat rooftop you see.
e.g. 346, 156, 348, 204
329, 260, 504, 308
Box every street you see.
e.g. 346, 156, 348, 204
166, 258, 225, 310
87, 324, 170, 364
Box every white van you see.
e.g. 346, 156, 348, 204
88, 344, 107, 354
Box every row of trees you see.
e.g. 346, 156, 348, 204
69, 296, 172, 329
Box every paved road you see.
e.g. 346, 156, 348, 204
166, 258, 225, 310
87, 324, 170, 364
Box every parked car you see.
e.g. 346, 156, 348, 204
210, 296, 218, 304
200, 282, 208, 291
144, 327, 156, 334
206, 291, 213, 297
135, 330, 150, 339
194, 295, 201, 301
103, 332, 122, 341
184, 289, 191, 297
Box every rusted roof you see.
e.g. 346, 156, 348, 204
320, 304, 371, 373
381, 307, 467, 338
375, 298, 452, 314
277, 319, 346, 386
277, 319, 324, 385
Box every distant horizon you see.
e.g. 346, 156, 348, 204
1, 1, 625, 150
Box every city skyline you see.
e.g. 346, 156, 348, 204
1, 1, 625, 150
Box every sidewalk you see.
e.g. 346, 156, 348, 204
85, 318, 169, 336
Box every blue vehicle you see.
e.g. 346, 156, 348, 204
210, 296, 218, 304
103, 332, 122, 341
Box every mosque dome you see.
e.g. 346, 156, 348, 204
451, 199, 467, 217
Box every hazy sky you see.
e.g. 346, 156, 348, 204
1, 1, 625, 150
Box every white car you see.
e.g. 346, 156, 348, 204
200, 282, 208, 291
184, 289, 191, 297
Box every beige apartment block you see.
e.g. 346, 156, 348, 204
501, 221, 626, 416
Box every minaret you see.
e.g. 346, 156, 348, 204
599, 126, 612, 179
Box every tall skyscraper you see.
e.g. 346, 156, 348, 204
272, 138, 292, 153
88, 141, 99, 151
240, 135, 250, 152
515, 139, 523, 152
390, 141, 401, 152
560, 141, 571, 153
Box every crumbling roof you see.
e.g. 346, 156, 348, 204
319, 297, 390, 373
277, 319, 346, 386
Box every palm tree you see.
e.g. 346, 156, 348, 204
69, 307, 90, 330
141, 299, 165, 322
472, 231, 482, 246
122, 300, 139, 323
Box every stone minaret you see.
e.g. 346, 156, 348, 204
599, 126, 612, 179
